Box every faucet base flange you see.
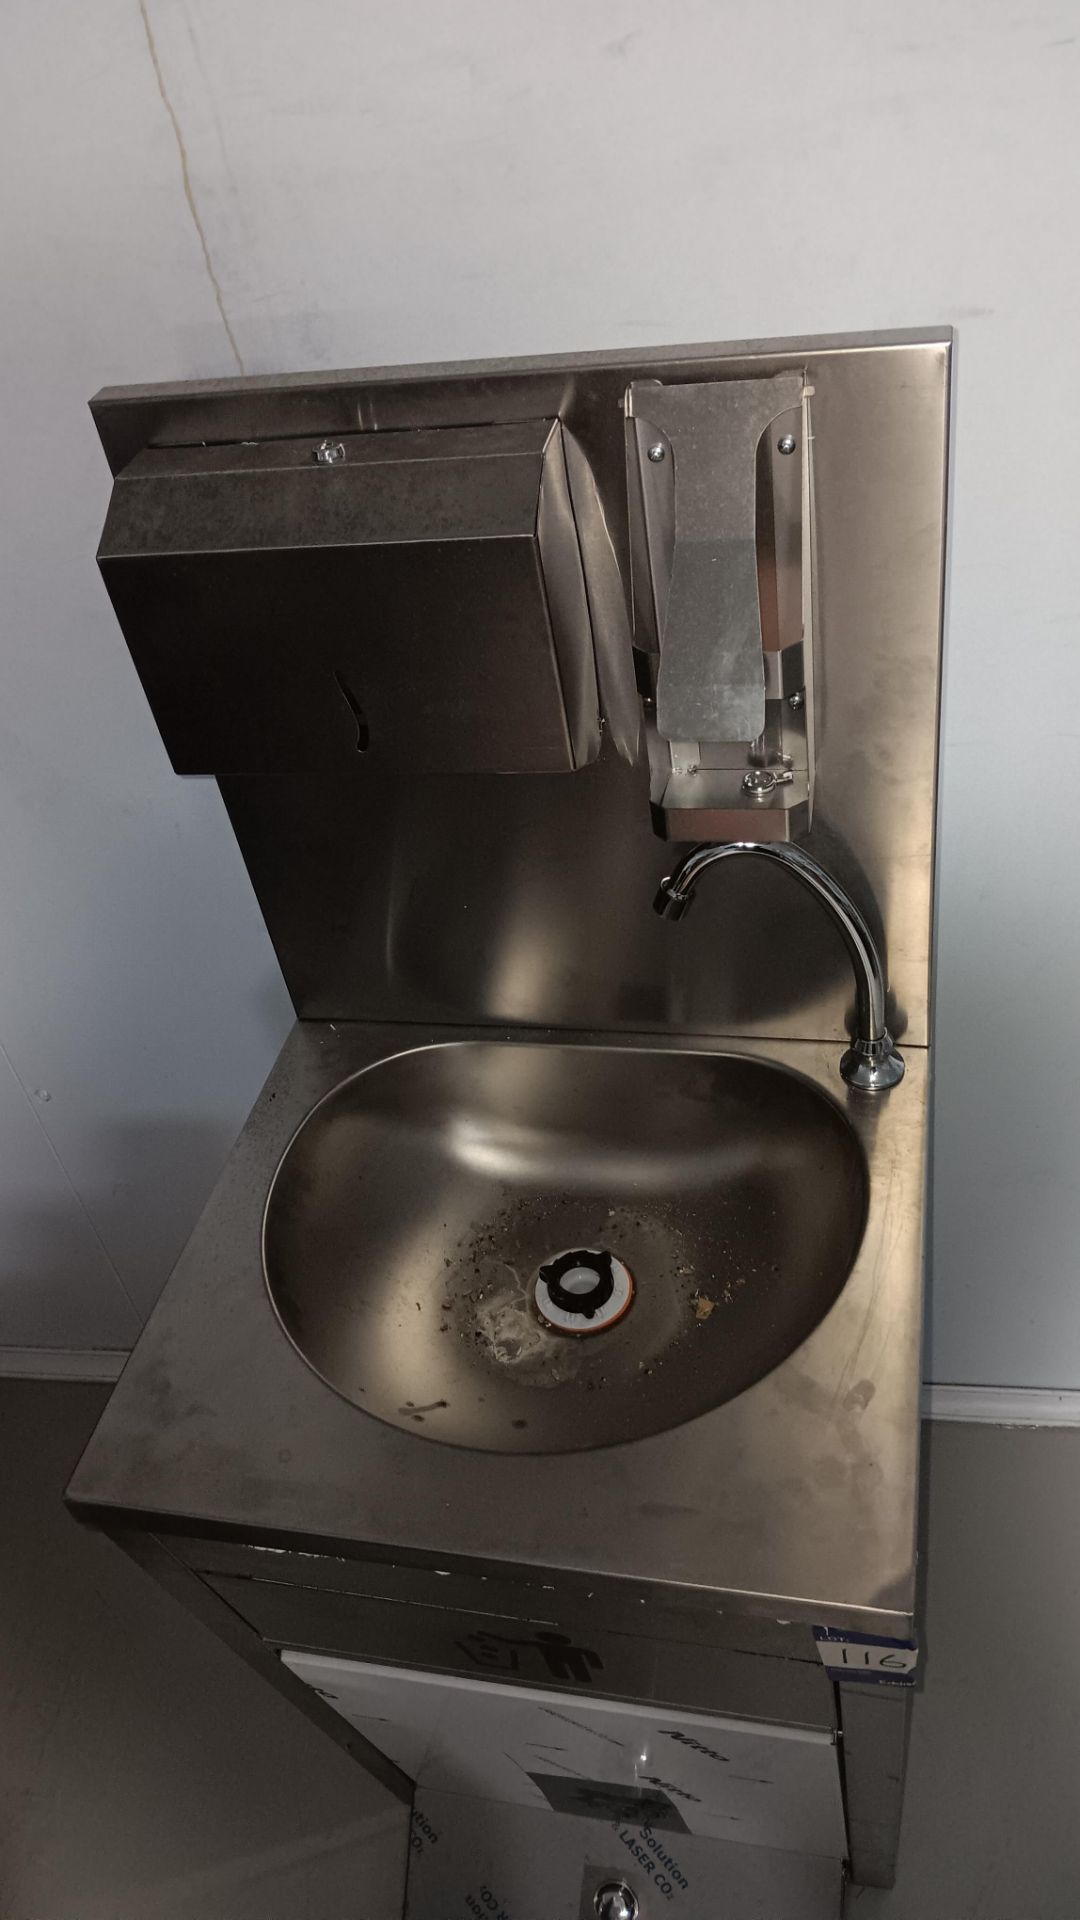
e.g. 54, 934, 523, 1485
840, 1038, 906, 1092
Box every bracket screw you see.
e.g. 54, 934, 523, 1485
788, 688, 805, 711
315, 440, 346, 465
743, 767, 777, 794
777, 433, 797, 455
647, 442, 666, 463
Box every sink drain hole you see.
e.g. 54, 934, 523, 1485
534, 1249, 634, 1335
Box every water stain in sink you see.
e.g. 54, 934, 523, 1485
469, 1263, 588, 1389
427, 1187, 762, 1401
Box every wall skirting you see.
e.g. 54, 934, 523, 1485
0, 1348, 127, 1382
922, 1384, 1080, 1427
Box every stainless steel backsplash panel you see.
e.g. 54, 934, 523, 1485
219, 749, 896, 1040
94, 329, 951, 1045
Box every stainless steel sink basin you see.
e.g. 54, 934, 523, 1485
263, 1040, 867, 1452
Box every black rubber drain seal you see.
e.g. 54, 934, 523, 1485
534, 1248, 634, 1334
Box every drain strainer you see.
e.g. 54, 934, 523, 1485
534, 1248, 634, 1335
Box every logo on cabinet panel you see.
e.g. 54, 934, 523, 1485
455, 1628, 604, 1685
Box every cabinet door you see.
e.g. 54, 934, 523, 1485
281, 1648, 846, 1861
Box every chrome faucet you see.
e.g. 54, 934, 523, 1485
654, 841, 905, 1091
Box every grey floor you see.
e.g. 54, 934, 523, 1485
2, 1383, 1078, 1920
0, 1381, 405, 1920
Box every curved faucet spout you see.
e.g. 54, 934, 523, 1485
654, 841, 904, 1092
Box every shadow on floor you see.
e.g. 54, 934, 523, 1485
0, 1380, 405, 1920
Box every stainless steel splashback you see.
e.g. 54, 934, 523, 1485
91, 329, 951, 1048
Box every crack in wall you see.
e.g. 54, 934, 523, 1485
137, 0, 245, 375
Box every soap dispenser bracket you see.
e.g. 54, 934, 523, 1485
627, 373, 815, 843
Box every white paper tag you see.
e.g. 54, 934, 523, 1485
813, 1630, 917, 1682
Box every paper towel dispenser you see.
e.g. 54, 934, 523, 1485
96, 419, 600, 775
